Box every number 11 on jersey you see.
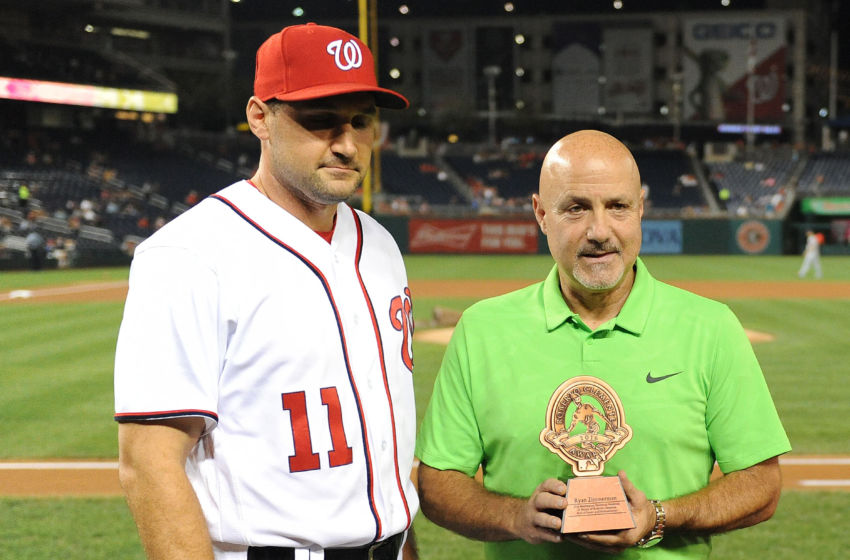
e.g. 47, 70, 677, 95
282, 387, 354, 472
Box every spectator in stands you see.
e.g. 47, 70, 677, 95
52, 236, 71, 268
24, 227, 47, 270
80, 198, 99, 224
17, 184, 30, 209
68, 215, 81, 237
798, 230, 823, 279
184, 189, 200, 205
0, 216, 12, 238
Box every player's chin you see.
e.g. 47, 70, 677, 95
315, 181, 361, 204
574, 263, 624, 291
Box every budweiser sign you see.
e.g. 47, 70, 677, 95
409, 219, 539, 254
410, 223, 477, 250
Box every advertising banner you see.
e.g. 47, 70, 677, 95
641, 220, 683, 254
409, 219, 539, 253
682, 16, 786, 121
423, 27, 474, 114
603, 27, 654, 114
551, 23, 602, 117
801, 197, 850, 215
0, 76, 177, 113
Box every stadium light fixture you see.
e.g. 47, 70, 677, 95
504, 2, 515, 13
111, 27, 150, 40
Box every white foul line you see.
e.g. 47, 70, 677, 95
780, 457, 850, 465
0, 462, 119, 470
798, 479, 850, 487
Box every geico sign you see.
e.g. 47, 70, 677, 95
693, 22, 778, 40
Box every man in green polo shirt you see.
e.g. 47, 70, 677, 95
415, 130, 790, 559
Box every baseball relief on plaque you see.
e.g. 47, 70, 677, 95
539, 376, 636, 533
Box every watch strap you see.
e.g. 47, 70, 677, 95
635, 499, 665, 548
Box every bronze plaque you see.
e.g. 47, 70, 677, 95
539, 376, 636, 533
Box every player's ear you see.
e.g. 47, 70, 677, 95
532, 194, 547, 235
246, 96, 272, 141
639, 186, 646, 219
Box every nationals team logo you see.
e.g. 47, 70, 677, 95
327, 39, 363, 71
389, 287, 414, 372
736, 220, 770, 254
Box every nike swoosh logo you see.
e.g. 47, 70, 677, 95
646, 371, 683, 383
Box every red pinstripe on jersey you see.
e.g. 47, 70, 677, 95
349, 207, 414, 532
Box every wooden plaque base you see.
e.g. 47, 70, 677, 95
561, 476, 636, 533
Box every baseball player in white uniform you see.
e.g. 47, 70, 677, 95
114, 23, 418, 560
797, 229, 822, 279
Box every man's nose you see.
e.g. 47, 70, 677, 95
586, 212, 612, 242
330, 124, 358, 160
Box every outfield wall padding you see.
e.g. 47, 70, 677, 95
375, 215, 784, 256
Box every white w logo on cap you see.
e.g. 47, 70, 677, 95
326, 39, 363, 71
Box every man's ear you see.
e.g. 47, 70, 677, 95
246, 96, 271, 141
532, 194, 547, 235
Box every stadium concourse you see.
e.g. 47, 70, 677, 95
1, 274, 850, 496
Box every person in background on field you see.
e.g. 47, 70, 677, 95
114, 22, 418, 560
415, 130, 790, 560
797, 229, 822, 279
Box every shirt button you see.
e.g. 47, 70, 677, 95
382, 440, 388, 450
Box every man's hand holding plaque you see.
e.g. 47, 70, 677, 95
539, 376, 635, 533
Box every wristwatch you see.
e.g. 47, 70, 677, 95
635, 500, 666, 548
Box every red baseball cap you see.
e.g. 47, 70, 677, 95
254, 23, 409, 109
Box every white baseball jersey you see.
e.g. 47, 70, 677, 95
114, 180, 418, 555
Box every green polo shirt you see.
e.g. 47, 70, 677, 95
416, 258, 790, 559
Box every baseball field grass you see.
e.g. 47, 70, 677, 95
1, 255, 849, 559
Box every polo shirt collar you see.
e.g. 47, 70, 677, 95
542, 257, 654, 335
